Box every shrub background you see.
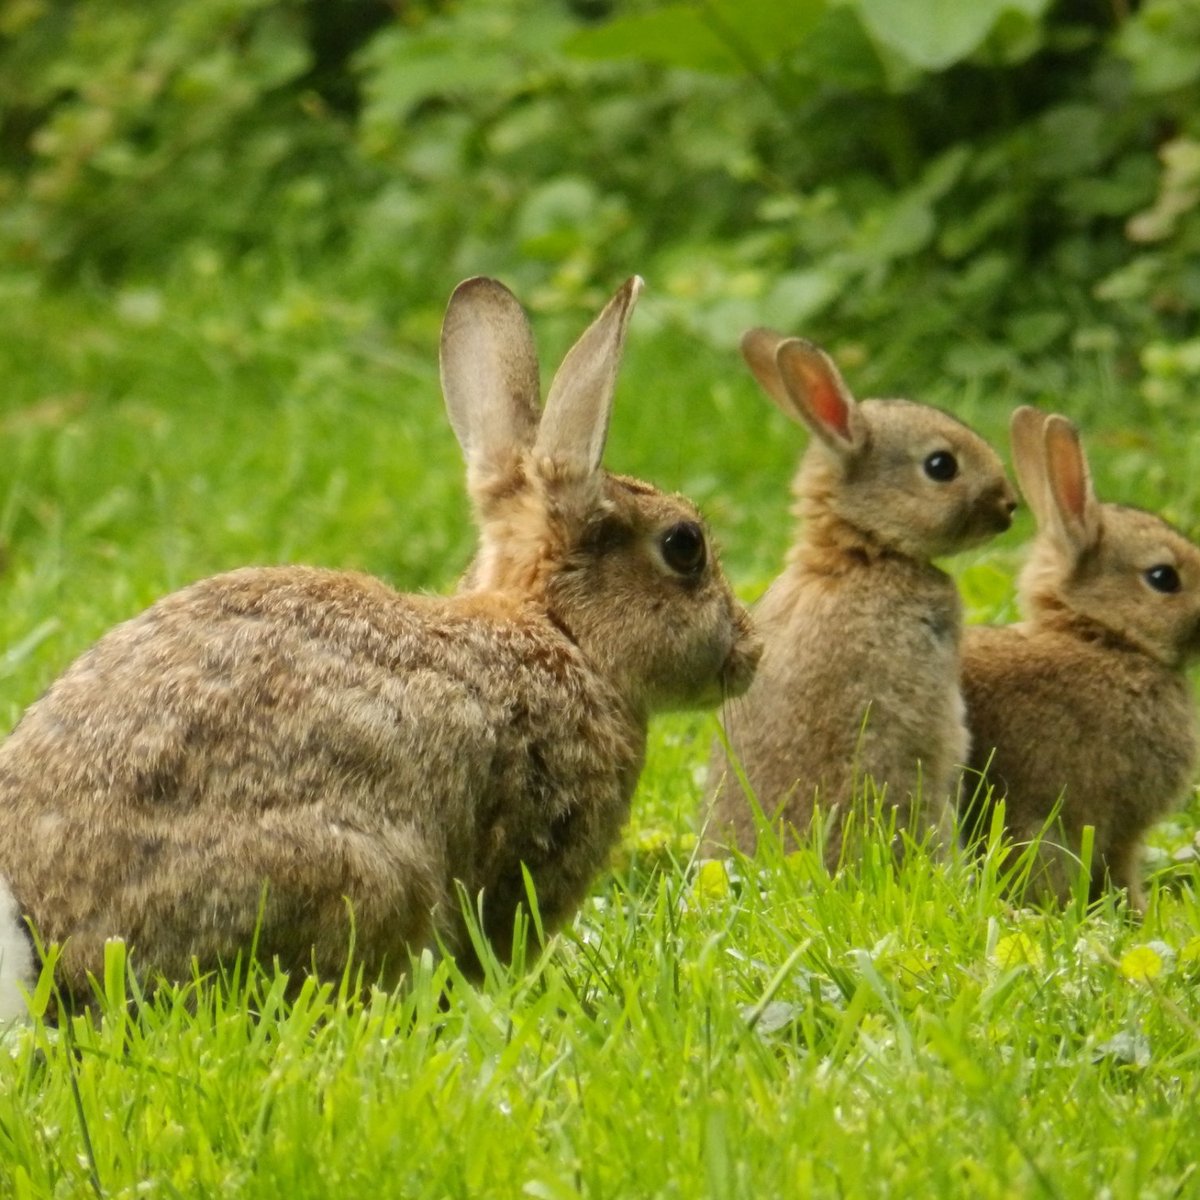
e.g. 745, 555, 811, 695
2, 0, 1199, 390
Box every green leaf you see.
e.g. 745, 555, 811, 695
1027, 103, 1109, 180
1117, 0, 1200, 93
567, 0, 826, 75
855, 0, 1051, 71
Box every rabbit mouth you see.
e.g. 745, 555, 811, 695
952, 499, 1015, 550
720, 624, 763, 700
979, 499, 1017, 536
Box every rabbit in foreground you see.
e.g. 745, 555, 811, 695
961, 407, 1200, 909
0, 276, 761, 1011
705, 331, 1015, 866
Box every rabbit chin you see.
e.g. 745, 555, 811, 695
649, 637, 763, 713
720, 623, 763, 699
0, 877, 33, 1023
925, 509, 1015, 559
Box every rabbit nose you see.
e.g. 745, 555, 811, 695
1001, 481, 1019, 516
988, 484, 1018, 531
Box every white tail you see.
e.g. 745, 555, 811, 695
0, 877, 32, 1022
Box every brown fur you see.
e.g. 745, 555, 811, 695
0, 277, 761, 1004
706, 332, 1015, 866
961, 407, 1200, 908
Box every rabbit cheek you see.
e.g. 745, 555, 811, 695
625, 595, 728, 711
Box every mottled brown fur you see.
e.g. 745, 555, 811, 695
0, 277, 760, 1004
706, 332, 1015, 866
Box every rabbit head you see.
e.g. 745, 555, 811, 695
740, 329, 1016, 560
441, 277, 760, 714
1011, 405, 1200, 669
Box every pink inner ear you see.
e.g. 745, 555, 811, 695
1057, 460, 1086, 521
1048, 430, 1088, 523
800, 361, 852, 442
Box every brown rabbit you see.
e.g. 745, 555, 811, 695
0, 276, 761, 1012
961, 406, 1200, 909
705, 331, 1015, 866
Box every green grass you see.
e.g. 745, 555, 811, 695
1, 267, 1199, 1198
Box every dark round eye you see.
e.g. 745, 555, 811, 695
1145, 564, 1181, 594
923, 451, 959, 482
660, 521, 707, 576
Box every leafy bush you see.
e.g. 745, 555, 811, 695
2, 0, 1199, 390
0, 0, 390, 275
552, 0, 1200, 386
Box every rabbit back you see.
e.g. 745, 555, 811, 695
0, 566, 643, 995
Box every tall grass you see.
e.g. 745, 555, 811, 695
0, 269, 1197, 1198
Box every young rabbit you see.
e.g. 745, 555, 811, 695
705, 331, 1016, 866
0, 276, 761, 1011
961, 406, 1200, 909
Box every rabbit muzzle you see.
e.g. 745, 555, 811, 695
986, 481, 1019, 529
965, 480, 1019, 544
720, 608, 763, 699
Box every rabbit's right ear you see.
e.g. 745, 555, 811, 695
773, 338, 865, 454
440, 277, 543, 481
1042, 414, 1101, 555
1009, 406, 1051, 526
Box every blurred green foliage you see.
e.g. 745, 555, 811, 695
1, 0, 1199, 391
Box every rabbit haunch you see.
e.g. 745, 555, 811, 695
0, 276, 760, 1008
961, 407, 1200, 908
0, 568, 643, 994
707, 332, 1015, 866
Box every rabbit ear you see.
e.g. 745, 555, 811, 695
739, 328, 793, 410
1009, 406, 1052, 526
440, 277, 542, 474
1043, 414, 1101, 554
774, 338, 865, 454
534, 276, 643, 474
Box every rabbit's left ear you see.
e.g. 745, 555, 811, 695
534, 277, 642, 477
1009, 406, 1051, 527
441, 276, 542, 480
739, 328, 792, 410
1043, 415, 1101, 556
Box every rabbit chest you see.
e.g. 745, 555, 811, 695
963, 626, 1198, 835
453, 622, 646, 945
776, 556, 966, 756
717, 554, 967, 835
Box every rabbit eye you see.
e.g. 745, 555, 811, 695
923, 451, 958, 482
660, 521, 707, 576
1145, 564, 1182, 594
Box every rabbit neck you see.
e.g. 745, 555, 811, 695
790, 453, 939, 572
788, 503, 934, 578
1025, 593, 1182, 670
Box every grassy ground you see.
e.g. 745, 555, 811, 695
1, 268, 1199, 1198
